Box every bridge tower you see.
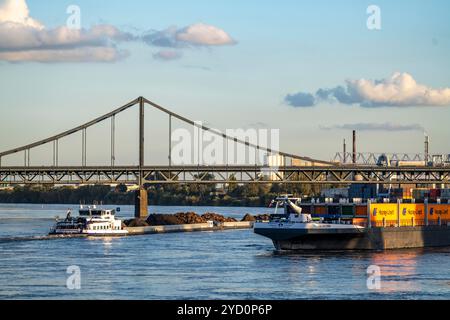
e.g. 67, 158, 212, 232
135, 96, 149, 219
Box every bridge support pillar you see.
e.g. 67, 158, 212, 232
134, 188, 148, 219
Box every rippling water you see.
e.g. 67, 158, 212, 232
0, 203, 449, 300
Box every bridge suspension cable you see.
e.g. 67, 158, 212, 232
111, 115, 115, 167
0, 97, 140, 159
0, 96, 331, 166
142, 97, 331, 165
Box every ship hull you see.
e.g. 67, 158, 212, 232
255, 225, 450, 250
49, 229, 128, 236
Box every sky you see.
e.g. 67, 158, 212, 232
0, 0, 449, 166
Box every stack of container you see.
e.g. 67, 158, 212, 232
349, 184, 377, 200
429, 189, 441, 200
403, 187, 413, 199
390, 188, 403, 199
388, 187, 413, 199
441, 189, 450, 200
412, 188, 430, 200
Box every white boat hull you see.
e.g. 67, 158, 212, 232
50, 229, 129, 236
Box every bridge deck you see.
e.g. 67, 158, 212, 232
1, 165, 449, 185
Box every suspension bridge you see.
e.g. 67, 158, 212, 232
0, 96, 449, 217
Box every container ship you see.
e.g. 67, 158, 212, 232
253, 195, 450, 250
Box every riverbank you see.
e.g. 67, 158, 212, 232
0, 184, 323, 207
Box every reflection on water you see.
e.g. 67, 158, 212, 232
0, 204, 449, 300
370, 250, 419, 293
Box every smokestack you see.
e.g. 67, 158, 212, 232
425, 134, 429, 164
352, 130, 356, 164
343, 139, 347, 163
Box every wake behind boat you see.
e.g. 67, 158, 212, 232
49, 205, 128, 236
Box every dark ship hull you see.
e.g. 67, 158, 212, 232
254, 225, 450, 250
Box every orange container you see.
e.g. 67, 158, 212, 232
428, 204, 450, 222
355, 205, 368, 216
313, 205, 327, 215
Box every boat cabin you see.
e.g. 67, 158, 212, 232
79, 205, 116, 218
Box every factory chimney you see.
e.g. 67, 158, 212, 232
425, 134, 429, 164
343, 139, 346, 163
352, 130, 356, 164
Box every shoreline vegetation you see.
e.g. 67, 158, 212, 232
0, 182, 324, 207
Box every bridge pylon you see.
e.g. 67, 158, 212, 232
135, 96, 148, 219
134, 187, 148, 219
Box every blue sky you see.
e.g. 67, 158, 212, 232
0, 0, 449, 165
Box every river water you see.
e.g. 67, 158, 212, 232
0, 203, 449, 300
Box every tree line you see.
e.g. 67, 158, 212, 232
0, 180, 326, 207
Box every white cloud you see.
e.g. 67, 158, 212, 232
348, 72, 450, 107
320, 122, 424, 132
0, 1, 233, 63
143, 23, 235, 51
286, 72, 450, 108
0, 47, 128, 63
152, 50, 182, 61
0, 0, 133, 62
0, 0, 42, 29
175, 23, 235, 46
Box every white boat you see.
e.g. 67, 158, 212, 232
49, 205, 129, 236
253, 195, 365, 250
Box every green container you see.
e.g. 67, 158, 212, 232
342, 205, 354, 216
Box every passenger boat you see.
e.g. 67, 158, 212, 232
49, 205, 128, 236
